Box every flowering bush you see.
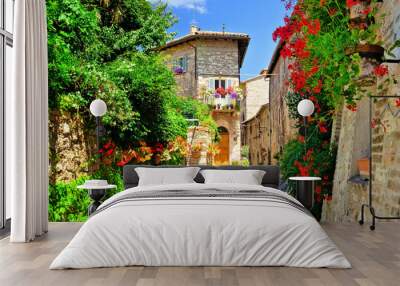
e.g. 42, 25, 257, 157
98, 136, 190, 168
274, 0, 389, 217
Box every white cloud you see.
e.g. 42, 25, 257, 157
151, 0, 207, 14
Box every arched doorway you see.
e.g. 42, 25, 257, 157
214, 126, 230, 165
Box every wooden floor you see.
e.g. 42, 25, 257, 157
0, 222, 399, 286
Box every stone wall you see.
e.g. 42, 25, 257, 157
197, 39, 239, 76
323, 97, 370, 222
49, 111, 96, 183
269, 55, 297, 164
241, 104, 270, 165
324, 1, 400, 222
241, 75, 269, 121
161, 42, 197, 97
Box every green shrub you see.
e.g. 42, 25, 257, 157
49, 166, 124, 222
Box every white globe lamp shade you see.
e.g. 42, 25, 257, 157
90, 99, 107, 117
297, 99, 315, 117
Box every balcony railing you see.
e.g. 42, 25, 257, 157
206, 95, 240, 111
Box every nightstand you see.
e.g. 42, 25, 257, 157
78, 182, 116, 215
289, 176, 321, 210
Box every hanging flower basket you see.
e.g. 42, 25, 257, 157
345, 44, 384, 60
174, 67, 184, 75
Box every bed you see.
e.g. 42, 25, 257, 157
50, 165, 351, 269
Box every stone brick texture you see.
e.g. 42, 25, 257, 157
241, 76, 269, 121
49, 111, 96, 183
269, 56, 297, 164
241, 104, 270, 165
323, 1, 400, 222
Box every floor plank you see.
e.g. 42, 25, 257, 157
0, 222, 399, 286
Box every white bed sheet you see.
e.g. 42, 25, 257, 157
50, 183, 351, 269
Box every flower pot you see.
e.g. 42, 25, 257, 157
357, 158, 370, 177
191, 151, 201, 159
346, 44, 384, 60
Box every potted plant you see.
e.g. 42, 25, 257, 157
191, 143, 203, 159
206, 143, 220, 165
174, 66, 184, 75
357, 149, 370, 178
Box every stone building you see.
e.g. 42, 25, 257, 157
241, 43, 295, 165
266, 42, 297, 164
323, 0, 400, 223
160, 25, 250, 165
241, 104, 270, 165
240, 69, 269, 122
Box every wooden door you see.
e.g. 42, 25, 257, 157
215, 128, 229, 165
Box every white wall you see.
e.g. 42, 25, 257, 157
242, 76, 269, 121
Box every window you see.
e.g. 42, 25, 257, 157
1, 0, 14, 231
208, 79, 234, 90
172, 56, 188, 73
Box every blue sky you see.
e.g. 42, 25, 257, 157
156, 0, 287, 80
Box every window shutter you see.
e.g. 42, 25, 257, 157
183, 56, 188, 72
208, 79, 215, 90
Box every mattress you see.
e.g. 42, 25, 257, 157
50, 183, 351, 269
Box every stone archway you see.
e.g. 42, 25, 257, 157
214, 126, 230, 165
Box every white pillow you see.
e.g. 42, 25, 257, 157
135, 167, 200, 186
200, 169, 266, 185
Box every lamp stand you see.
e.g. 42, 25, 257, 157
96, 116, 100, 152
304, 116, 307, 155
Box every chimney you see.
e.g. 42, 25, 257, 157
260, 68, 268, 76
190, 25, 200, 34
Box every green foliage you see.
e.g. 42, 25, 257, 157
49, 176, 91, 222
170, 96, 219, 139
48, 166, 124, 222
278, 125, 337, 220
47, 0, 188, 146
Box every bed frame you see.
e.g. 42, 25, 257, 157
123, 165, 280, 190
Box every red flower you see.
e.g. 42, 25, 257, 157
280, 45, 293, 58
312, 80, 323, 94
315, 185, 321, 194
291, 38, 310, 58
396, 98, 400, 107
307, 19, 320, 35
103, 141, 113, 150
346, 104, 357, 112
373, 64, 389, 77
117, 159, 129, 167
98, 148, 104, 154
298, 135, 305, 143
318, 121, 328, 133
346, 0, 359, 8
371, 119, 377, 128
151, 143, 164, 153
323, 175, 329, 181
105, 149, 114, 156
215, 87, 227, 96
361, 7, 372, 15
